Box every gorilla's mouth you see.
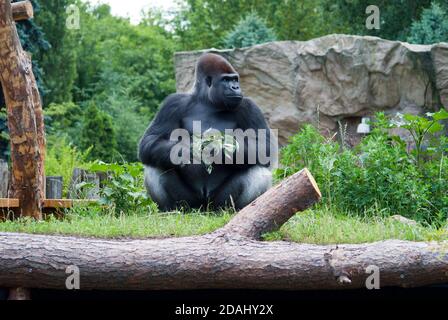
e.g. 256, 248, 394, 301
225, 95, 243, 108
225, 95, 243, 100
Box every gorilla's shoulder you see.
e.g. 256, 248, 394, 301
158, 93, 192, 115
163, 93, 191, 105
240, 97, 262, 112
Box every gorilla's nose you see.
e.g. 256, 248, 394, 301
231, 85, 241, 96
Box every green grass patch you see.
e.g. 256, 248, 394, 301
264, 207, 448, 244
0, 209, 233, 239
0, 207, 446, 243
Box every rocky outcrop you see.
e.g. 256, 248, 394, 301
174, 34, 448, 144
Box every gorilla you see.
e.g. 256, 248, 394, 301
138, 53, 276, 211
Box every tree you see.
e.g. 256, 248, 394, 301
324, 0, 432, 41
173, 0, 333, 50
34, 0, 77, 105
223, 12, 276, 48
94, 86, 148, 162
80, 103, 117, 162
407, 2, 448, 44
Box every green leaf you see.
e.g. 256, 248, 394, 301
433, 108, 448, 121
427, 122, 443, 134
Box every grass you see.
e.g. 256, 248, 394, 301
264, 207, 448, 244
0, 206, 446, 243
0, 208, 233, 239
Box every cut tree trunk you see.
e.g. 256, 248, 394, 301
0, 169, 447, 291
0, 0, 45, 219
11, 1, 33, 21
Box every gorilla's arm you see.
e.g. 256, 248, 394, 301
138, 94, 189, 169
233, 98, 276, 168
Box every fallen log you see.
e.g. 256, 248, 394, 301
0, 169, 447, 291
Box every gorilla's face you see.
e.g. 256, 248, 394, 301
208, 73, 243, 110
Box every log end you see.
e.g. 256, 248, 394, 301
12, 1, 34, 21
302, 168, 321, 199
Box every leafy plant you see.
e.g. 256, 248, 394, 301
390, 109, 448, 166
88, 161, 157, 214
275, 110, 448, 225
45, 136, 91, 196
192, 129, 239, 174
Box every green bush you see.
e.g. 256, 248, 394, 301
407, 2, 448, 44
88, 161, 157, 214
45, 136, 91, 196
223, 12, 277, 48
275, 110, 448, 225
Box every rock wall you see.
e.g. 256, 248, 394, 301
174, 34, 448, 144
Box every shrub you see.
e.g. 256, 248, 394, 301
275, 110, 448, 225
407, 2, 448, 44
88, 161, 157, 214
223, 12, 277, 48
45, 136, 91, 196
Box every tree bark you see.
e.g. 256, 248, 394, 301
0, 169, 447, 290
0, 0, 45, 219
1, 233, 447, 290
11, 1, 33, 21
221, 168, 321, 239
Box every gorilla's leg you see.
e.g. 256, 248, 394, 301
144, 166, 203, 211
210, 166, 272, 210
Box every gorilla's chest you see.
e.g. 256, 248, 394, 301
181, 103, 238, 133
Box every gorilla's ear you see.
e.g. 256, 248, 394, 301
206, 76, 212, 87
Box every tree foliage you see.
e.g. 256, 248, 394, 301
223, 12, 276, 48
407, 2, 448, 44
2, 0, 448, 164
173, 0, 336, 50
80, 103, 117, 162
34, 0, 77, 104
324, 0, 432, 41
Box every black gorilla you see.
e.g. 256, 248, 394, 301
138, 53, 276, 211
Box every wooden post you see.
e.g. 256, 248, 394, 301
0, 0, 45, 219
0, 159, 7, 197
45, 176, 63, 199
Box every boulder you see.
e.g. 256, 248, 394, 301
174, 34, 448, 144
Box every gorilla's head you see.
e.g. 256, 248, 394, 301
194, 53, 243, 110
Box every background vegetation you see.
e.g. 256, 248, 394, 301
2, 0, 447, 163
